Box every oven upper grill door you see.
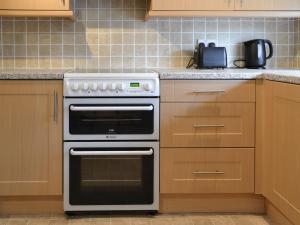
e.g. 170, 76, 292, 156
64, 98, 159, 140
69, 104, 154, 135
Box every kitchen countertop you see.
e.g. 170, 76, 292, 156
1, 68, 300, 85
157, 68, 300, 85
0, 70, 65, 80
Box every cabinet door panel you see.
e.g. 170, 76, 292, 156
237, 0, 300, 10
161, 103, 255, 148
161, 80, 255, 103
151, 0, 234, 11
161, 148, 254, 194
0, 0, 69, 11
0, 81, 62, 196
263, 81, 300, 225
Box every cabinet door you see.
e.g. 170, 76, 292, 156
161, 148, 254, 194
263, 81, 300, 225
151, 0, 234, 11
0, 81, 62, 196
236, 0, 300, 10
161, 103, 255, 148
0, 0, 70, 11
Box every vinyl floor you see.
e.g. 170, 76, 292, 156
0, 214, 275, 225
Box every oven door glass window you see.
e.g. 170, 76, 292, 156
69, 104, 154, 135
69, 148, 154, 205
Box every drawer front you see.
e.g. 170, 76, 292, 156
160, 148, 254, 194
161, 80, 255, 103
161, 103, 255, 148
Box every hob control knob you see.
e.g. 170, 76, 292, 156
71, 82, 79, 91
99, 83, 107, 91
116, 83, 125, 91
109, 83, 116, 91
82, 83, 89, 91
143, 83, 153, 91
89, 83, 98, 91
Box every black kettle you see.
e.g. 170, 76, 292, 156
244, 39, 273, 68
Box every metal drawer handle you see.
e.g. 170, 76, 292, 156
192, 171, 225, 175
193, 124, 225, 128
70, 105, 153, 111
192, 90, 226, 94
53, 90, 58, 122
70, 148, 154, 156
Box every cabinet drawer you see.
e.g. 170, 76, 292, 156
160, 148, 254, 194
161, 80, 255, 103
161, 103, 255, 148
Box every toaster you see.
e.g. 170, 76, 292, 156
194, 42, 227, 69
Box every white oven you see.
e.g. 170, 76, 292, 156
63, 72, 160, 213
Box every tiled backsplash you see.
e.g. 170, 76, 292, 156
0, 0, 299, 70
295, 19, 300, 68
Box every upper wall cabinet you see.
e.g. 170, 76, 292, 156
0, 0, 73, 18
236, 0, 300, 10
147, 0, 300, 18
151, 0, 234, 11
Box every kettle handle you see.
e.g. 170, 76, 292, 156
265, 40, 273, 59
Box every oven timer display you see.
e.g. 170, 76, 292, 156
130, 82, 140, 88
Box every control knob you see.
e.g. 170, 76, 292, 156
143, 83, 153, 91
71, 82, 79, 91
82, 83, 89, 91
99, 83, 107, 91
109, 83, 116, 91
116, 83, 125, 91
89, 82, 98, 91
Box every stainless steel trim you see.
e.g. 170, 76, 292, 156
70, 148, 154, 156
192, 90, 226, 94
63, 141, 159, 211
64, 98, 159, 141
70, 105, 154, 112
192, 171, 225, 175
193, 124, 225, 128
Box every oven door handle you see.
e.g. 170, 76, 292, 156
70, 148, 154, 156
69, 105, 154, 111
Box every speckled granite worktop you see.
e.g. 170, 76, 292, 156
0, 70, 65, 80
157, 69, 300, 85
1, 68, 300, 85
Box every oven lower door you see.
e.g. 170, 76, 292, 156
64, 142, 159, 212
64, 98, 159, 141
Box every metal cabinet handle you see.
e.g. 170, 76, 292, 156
70, 148, 154, 156
240, 0, 243, 8
228, 0, 231, 7
193, 124, 225, 128
192, 90, 226, 94
70, 105, 154, 112
192, 171, 225, 175
53, 90, 58, 122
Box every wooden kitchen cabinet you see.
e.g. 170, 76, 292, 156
151, 0, 234, 11
161, 148, 254, 194
0, 81, 63, 196
161, 102, 255, 148
236, 0, 300, 11
147, 0, 300, 18
262, 81, 300, 225
0, 0, 73, 18
161, 80, 256, 103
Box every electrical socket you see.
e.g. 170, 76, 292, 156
196, 39, 218, 47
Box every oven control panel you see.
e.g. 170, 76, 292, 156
64, 73, 160, 97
